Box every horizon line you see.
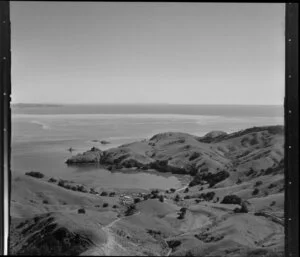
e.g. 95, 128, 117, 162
11, 102, 284, 106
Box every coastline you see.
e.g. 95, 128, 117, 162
10, 124, 285, 256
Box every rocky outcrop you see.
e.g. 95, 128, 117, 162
65, 147, 102, 164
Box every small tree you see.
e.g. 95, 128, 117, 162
159, 195, 164, 202
103, 203, 109, 207
125, 204, 137, 216
174, 194, 181, 202
221, 195, 242, 205
252, 188, 259, 196
177, 207, 187, 219
109, 192, 116, 197
184, 188, 189, 193
48, 177, 57, 183
254, 181, 263, 187
239, 201, 249, 213
134, 198, 141, 204
78, 208, 86, 214
58, 180, 65, 187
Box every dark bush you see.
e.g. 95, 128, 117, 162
184, 188, 189, 193
270, 201, 276, 206
246, 168, 256, 177
109, 192, 116, 197
124, 204, 137, 216
78, 208, 85, 214
151, 189, 159, 199
112, 205, 118, 209
64, 184, 71, 190
189, 170, 229, 187
58, 180, 66, 187
103, 203, 109, 208
25, 171, 44, 179
89, 188, 96, 194
134, 198, 141, 204
77, 185, 87, 193
170, 188, 176, 193
100, 191, 108, 196
43, 200, 49, 204
159, 195, 164, 202
236, 178, 242, 184
184, 195, 191, 199
254, 181, 263, 187
177, 211, 186, 219
221, 195, 242, 205
252, 188, 259, 195
174, 194, 181, 202
167, 240, 181, 249
189, 152, 200, 161
195, 232, 224, 243
48, 177, 57, 183
180, 207, 187, 213
268, 183, 276, 189
199, 191, 215, 201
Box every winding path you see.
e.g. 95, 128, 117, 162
97, 211, 141, 256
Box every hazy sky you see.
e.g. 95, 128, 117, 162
11, 2, 285, 105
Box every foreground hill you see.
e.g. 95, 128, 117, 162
10, 125, 285, 256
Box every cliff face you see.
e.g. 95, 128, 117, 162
66, 126, 284, 179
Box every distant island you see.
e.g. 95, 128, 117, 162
12, 103, 64, 108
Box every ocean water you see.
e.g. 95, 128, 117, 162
11, 104, 284, 190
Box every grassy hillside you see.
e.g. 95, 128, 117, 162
10, 125, 285, 256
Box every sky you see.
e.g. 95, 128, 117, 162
10, 2, 285, 105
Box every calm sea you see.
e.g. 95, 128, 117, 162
11, 104, 284, 190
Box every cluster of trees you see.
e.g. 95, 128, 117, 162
124, 204, 137, 216
100, 191, 116, 197
195, 232, 224, 243
57, 180, 89, 193
149, 160, 187, 174
221, 194, 249, 213
189, 170, 229, 188
199, 192, 215, 201
221, 194, 242, 205
25, 171, 45, 179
